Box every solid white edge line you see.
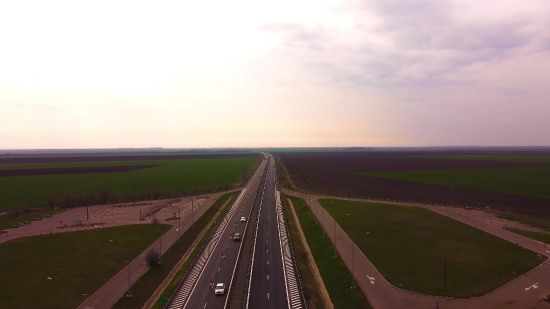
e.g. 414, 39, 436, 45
246, 169, 268, 309
223, 161, 266, 309
180, 186, 249, 309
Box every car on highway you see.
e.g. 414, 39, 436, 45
11, 224, 19, 228
233, 233, 241, 241
45, 214, 53, 218
240, 217, 246, 222
214, 283, 225, 295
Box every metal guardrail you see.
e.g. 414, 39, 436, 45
280, 201, 308, 308
241, 166, 269, 308
163, 196, 238, 308
164, 160, 268, 309
224, 165, 267, 308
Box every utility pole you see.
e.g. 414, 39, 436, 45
508, 194, 511, 218
159, 236, 162, 264
86, 172, 90, 224
127, 261, 132, 297
334, 219, 337, 257
351, 242, 355, 289
133, 180, 136, 206
444, 257, 447, 289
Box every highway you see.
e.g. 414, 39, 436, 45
167, 154, 268, 309
247, 155, 289, 308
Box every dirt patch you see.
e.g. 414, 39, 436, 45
0, 165, 158, 177
278, 152, 548, 175
279, 151, 550, 218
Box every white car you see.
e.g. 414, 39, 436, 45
240, 217, 246, 223
215, 283, 225, 295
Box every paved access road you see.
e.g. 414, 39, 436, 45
247, 154, 289, 309
286, 190, 550, 309
78, 194, 221, 309
169, 155, 268, 309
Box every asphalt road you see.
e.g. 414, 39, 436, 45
78, 195, 219, 309
179, 156, 268, 309
248, 155, 288, 309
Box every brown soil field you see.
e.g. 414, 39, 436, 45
0, 165, 158, 177
279, 152, 547, 174
278, 151, 550, 217
0, 153, 257, 164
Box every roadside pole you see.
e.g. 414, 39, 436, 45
159, 236, 162, 264
351, 242, 355, 289
127, 261, 132, 297
178, 208, 181, 242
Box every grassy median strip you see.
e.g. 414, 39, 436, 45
282, 196, 326, 309
284, 194, 372, 309
0, 224, 169, 309
112, 192, 239, 309
321, 198, 542, 297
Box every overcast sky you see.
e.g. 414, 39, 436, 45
1, 0, 549, 148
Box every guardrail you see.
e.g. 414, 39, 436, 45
163, 196, 237, 308
241, 162, 270, 308
280, 198, 307, 308
224, 166, 267, 308
164, 160, 268, 309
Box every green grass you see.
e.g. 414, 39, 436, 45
0, 224, 170, 309
362, 167, 550, 198
497, 213, 550, 233
282, 196, 326, 309
320, 198, 542, 297
285, 194, 372, 308
113, 192, 239, 309
416, 154, 550, 164
506, 229, 550, 245
0, 157, 257, 212
0, 209, 64, 230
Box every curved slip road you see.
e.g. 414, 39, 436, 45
285, 190, 550, 309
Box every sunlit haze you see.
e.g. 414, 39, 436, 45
1, 0, 550, 148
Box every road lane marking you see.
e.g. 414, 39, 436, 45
267, 293, 269, 299
267, 275, 269, 280
218, 267, 220, 272
204, 302, 207, 308
525, 283, 539, 291
267, 261, 269, 265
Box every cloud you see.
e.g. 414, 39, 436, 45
261, 23, 330, 51
262, 0, 550, 90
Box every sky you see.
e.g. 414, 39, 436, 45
1, 0, 550, 148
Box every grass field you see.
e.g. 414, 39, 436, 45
417, 154, 550, 164
0, 224, 170, 309
113, 192, 239, 309
286, 194, 372, 308
362, 167, 550, 198
0, 157, 257, 211
497, 213, 550, 233
506, 228, 550, 245
320, 198, 542, 297
282, 196, 325, 309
